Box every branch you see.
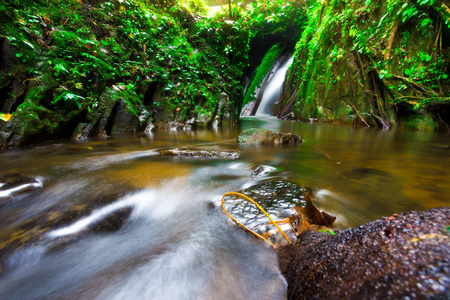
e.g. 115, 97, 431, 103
384, 20, 399, 61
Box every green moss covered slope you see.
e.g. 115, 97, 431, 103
0, 0, 248, 147
278, 0, 450, 130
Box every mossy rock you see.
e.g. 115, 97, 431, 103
238, 128, 302, 145
0, 86, 83, 148
399, 112, 438, 131
72, 86, 149, 139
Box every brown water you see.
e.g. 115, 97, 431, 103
0, 116, 448, 299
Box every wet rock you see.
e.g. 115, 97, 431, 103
0, 173, 41, 199
0, 37, 13, 70
1, 86, 84, 148
223, 181, 308, 230
72, 86, 148, 140
240, 101, 256, 117
278, 207, 450, 299
0, 187, 133, 276
110, 99, 144, 134
89, 207, 132, 232
251, 165, 277, 178
160, 148, 239, 159
47, 206, 133, 254
238, 128, 302, 145
195, 113, 212, 128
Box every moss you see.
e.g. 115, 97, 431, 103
279, 0, 449, 129
243, 44, 282, 107
399, 112, 438, 131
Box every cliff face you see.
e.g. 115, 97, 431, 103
276, 0, 450, 131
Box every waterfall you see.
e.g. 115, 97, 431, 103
255, 55, 294, 116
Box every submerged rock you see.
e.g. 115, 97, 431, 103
238, 128, 301, 145
47, 206, 133, 254
0, 173, 42, 199
160, 148, 239, 159
340, 167, 392, 181
222, 181, 309, 245
278, 207, 450, 299
0, 186, 133, 276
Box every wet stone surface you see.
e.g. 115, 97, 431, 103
0, 173, 41, 199
223, 180, 308, 229
238, 128, 302, 145
278, 207, 450, 299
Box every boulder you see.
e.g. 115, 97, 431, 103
0, 86, 83, 148
278, 207, 450, 299
238, 128, 302, 145
72, 86, 148, 140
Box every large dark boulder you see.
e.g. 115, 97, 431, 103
72, 86, 149, 140
0, 86, 83, 148
278, 207, 450, 299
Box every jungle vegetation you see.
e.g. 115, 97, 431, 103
0, 0, 449, 148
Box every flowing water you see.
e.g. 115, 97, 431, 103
256, 56, 294, 116
0, 117, 449, 299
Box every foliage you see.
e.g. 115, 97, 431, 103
243, 44, 282, 106
282, 0, 450, 127
0, 0, 252, 124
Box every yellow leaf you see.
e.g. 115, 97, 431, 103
43, 14, 51, 25
0, 113, 12, 122
77, 0, 83, 2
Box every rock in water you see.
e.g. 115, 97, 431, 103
160, 148, 239, 159
0, 173, 42, 199
278, 207, 450, 299
238, 128, 302, 145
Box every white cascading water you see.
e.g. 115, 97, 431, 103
256, 55, 294, 116
0, 154, 287, 300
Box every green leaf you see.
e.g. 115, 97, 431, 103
421, 18, 432, 27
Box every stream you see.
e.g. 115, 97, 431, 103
0, 116, 449, 299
